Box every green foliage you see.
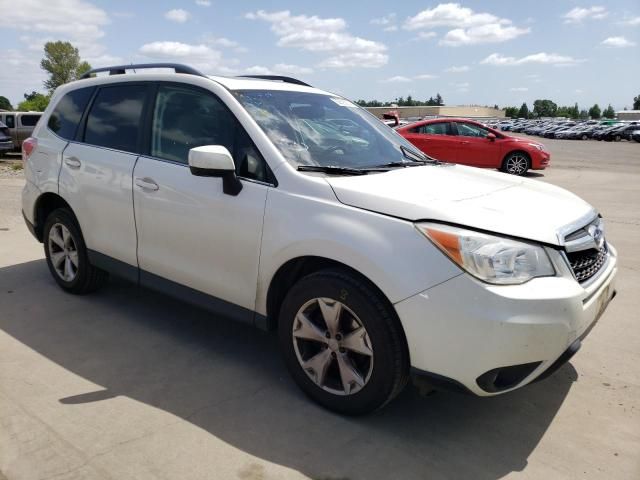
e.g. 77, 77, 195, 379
579, 109, 589, 119
634, 94, 640, 110
504, 106, 519, 118
533, 99, 558, 118
0, 96, 12, 111
517, 102, 530, 118
556, 103, 579, 119
40, 41, 92, 93
17, 92, 50, 112
588, 104, 601, 119
602, 104, 615, 119
355, 94, 445, 108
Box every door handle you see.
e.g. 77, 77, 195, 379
135, 177, 159, 191
64, 156, 81, 169
460, 141, 470, 145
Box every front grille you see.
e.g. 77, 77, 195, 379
567, 245, 608, 283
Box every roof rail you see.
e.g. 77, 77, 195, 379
238, 75, 312, 87
79, 63, 206, 80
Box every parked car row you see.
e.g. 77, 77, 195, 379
0, 111, 43, 153
494, 119, 640, 142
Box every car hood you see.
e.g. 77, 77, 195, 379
326, 165, 595, 245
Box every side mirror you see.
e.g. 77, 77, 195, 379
188, 145, 242, 196
486, 133, 497, 141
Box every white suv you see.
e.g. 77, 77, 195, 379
21, 64, 617, 414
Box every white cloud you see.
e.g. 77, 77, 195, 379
165, 9, 190, 23
621, 16, 640, 26
404, 3, 529, 45
415, 74, 437, 79
383, 25, 398, 32
0, 0, 109, 42
481, 52, 585, 67
245, 64, 313, 76
380, 76, 412, 83
417, 31, 437, 40
601, 36, 636, 48
563, 6, 608, 24
444, 65, 469, 73
371, 13, 396, 26
138, 41, 237, 74
195, 0, 211, 6
440, 23, 529, 46
510, 87, 528, 92
246, 10, 388, 68
273, 63, 313, 75
202, 35, 248, 53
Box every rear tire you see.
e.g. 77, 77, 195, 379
501, 152, 530, 176
43, 208, 108, 294
278, 269, 409, 415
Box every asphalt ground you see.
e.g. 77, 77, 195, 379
0, 136, 639, 480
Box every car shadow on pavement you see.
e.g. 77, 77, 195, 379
0, 260, 577, 480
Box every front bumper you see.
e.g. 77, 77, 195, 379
531, 150, 551, 169
396, 244, 617, 396
0, 140, 14, 152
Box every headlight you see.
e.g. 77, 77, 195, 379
527, 143, 544, 151
416, 223, 555, 285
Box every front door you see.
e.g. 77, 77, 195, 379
453, 122, 502, 168
404, 121, 458, 162
133, 83, 271, 318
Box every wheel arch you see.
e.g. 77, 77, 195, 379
33, 192, 75, 242
265, 256, 407, 345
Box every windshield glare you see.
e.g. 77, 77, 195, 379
234, 90, 424, 169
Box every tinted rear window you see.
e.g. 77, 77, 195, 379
20, 114, 41, 127
48, 88, 94, 140
84, 85, 147, 153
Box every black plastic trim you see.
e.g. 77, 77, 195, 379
411, 367, 474, 395
238, 75, 311, 87
80, 63, 206, 79
87, 250, 139, 284
476, 361, 542, 393
22, 210, 39, 241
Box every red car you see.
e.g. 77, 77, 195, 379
396, 118, 550, 176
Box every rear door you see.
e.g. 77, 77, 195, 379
59, 83, 150, 269
453, 121, 502, 167
402, 121, 458, 161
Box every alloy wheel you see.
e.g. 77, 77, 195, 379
506, 155, 528, 175
48, 223, 79, 282
292, 297, 374, 396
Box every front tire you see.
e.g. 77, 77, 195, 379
43, 208, 108, 294
501, 152, 530, 176
278, 269, 409, 415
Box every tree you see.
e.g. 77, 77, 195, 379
579, 109, 589, 119
517, 102, 529, 118
41, 41, 92, 93
17, 92, 50, 112
533, 99, 558, 118
504, 106, 519, 118
634, 94, 640, 110
435, 93, 443, 106
602, 104, 615, 119
0, 96, 12, 111
588, 104, 601, 119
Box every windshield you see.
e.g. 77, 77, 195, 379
234, 90, 426, 170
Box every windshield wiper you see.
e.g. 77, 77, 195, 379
400, 146, 440, 164
297, 165, 387, 175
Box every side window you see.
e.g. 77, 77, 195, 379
48, 87, 94, 140
419, 122, 449, 135
456, 122, 489, 138
84, 85, 147, 153
4, 115, 15, 129
20, 115, 41, 127
151, 85, 269, 182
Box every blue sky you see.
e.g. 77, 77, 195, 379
1, 0, 639, 109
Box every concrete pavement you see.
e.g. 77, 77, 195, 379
1, 138, 639, 479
